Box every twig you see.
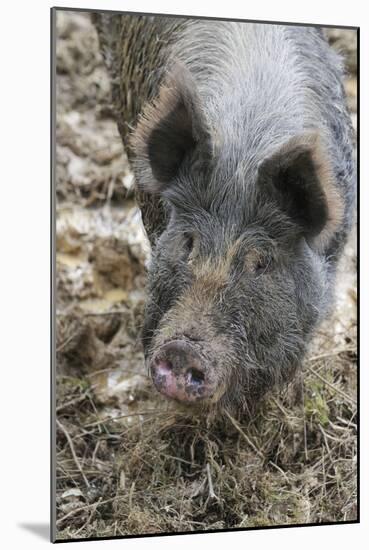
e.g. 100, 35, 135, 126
72, 501, 99, 537
56, 496, 117, 527
301, 374, 309, 461
319, 424, 331, 456
82, 310, 128, 317
206, 463, 218, 500
224, 410, 265, 460
336, 416, 357, 429
320, 429, 350, 444
270, 396, 290, 418
56, 419, 90, 489
83, 409, 170, 429
159, 453, 200, 467
308, 347, 356, 363
268, 461, 290, 482
306, 366, 357, 405
321, 448, 327, 498
56, 310, 128, 317
92, 440, 100, 466
128, 481, 135, 510
56, 333, 76, 353
56, 392, 90, 412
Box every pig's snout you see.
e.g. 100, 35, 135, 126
150, 340, 213, 403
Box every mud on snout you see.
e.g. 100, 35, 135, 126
148, 338, 227, 406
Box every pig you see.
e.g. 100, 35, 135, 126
93, 13, 356, 413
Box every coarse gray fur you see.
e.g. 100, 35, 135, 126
93, 13, 356, 414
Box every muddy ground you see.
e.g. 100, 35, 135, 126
54, 11, 357, 540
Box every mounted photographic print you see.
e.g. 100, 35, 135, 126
51, 7, 358, 542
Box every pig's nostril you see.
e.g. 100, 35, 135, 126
188, 368, 205, 385
151, 341, 211, 402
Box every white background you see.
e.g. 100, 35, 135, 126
0, 0, 366, 547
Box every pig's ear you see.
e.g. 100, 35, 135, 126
257, 133, 344, 251
130, 63, 210, 193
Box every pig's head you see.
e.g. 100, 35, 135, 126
130, 64, 344, 413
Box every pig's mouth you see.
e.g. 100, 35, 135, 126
148, 338, 225, 405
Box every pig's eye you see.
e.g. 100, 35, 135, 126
254, 257, 271, 275
244, 250, 271, 275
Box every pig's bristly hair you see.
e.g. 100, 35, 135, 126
129, 22, 352, 257
132, 63, 344, 254
93, 14, 355, 414
95, 14, 355, 260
